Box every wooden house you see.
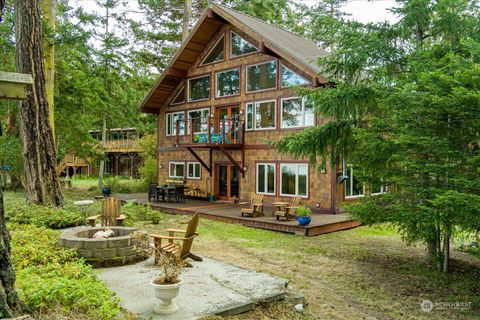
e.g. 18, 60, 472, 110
139, 4, 367, 212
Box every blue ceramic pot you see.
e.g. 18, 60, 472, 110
102, 187, 111, 197
297, 216, 311, 226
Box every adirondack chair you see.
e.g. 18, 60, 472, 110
87, 197, 126, 227
274, 197, 302, 221
240, 194, 264, 217
151, 213, 202, 267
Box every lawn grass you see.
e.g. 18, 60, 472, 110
3, 190, 479, 319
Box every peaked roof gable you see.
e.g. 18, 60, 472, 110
140, 3, 329, 114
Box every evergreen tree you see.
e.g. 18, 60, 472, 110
274, 0, 480, 272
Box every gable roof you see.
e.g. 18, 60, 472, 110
139, 3, 329, 114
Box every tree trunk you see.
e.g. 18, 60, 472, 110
0, 175, 24, 318
15, 0, 63, 206
42, 0, 56, 141
182, 0, 191, 42
443, 231, 450, 273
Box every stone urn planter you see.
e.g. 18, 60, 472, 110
150, 279, 184, 314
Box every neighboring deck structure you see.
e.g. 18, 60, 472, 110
58, 128, 142, 177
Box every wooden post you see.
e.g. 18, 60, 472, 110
176, 121, 179, 145
207, 119, 211, 144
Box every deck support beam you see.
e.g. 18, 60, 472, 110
220, 147, 245, 177
186, 147, 212, 175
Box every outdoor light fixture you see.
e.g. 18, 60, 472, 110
239, 109, 244, 115
315, 203, 320, 208
243, 166, 248, 172
159, 164, 164, 169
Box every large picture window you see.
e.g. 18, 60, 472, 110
281, 65, 310, 87
246, 60, 277, 92
280, 163, 308, 197
188, 76, 210, 101
166, 111, 185, 136
187, 108, 209, 134
256, 163, 275, 195
231, 31, 257, 57
281, 97, 314, 128
216, 68, 240, 97
187, 162, 201, 179
169, 162, 185, 179
245, 100, 276, 130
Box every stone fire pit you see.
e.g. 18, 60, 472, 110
58, 226, 146, 268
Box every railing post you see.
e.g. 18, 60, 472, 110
222, 118, 225, 144
207, 118, 211, 144
241, 121, 245, 145
190, 119, 194, 143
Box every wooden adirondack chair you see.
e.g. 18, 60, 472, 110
240, 194, 264, 217
87, 197, 126, 227
151, 213, 202, 267
274, 197, 302, 221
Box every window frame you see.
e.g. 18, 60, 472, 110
187, 108, 210, 134
169, 161, 185, 179
279, 163, 309, 198
165, 111, 185, 136
188, 74, 211, 102
245, 99, 277, 131
200, 35, 225, 66
245, 60, 278, 93
256, 163, 276, 195
280, 97, 315, 129
230, 31, 258, 58
344, 165, 364, 199
170, 84, 185, 105
280, 65, 311, 88
187, 162, 201, 180
215, 68, 240, 98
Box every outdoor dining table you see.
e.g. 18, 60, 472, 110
156, 185, 176, 202
271, 201, 289, 217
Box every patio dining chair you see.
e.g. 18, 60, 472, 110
148, 183, 158, 202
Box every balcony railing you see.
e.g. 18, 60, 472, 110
175, 117, 245, 147
102, 139, 139, 152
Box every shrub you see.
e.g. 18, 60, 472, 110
8, 204, 83, 229
9, 224, 121, 319
122, 201, 164, 225
139, 158, 157, 186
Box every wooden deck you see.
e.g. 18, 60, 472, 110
116, 193, 360, 236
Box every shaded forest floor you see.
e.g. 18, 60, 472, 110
4, 190, 480, 320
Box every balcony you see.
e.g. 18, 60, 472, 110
176, 117, 245, 149
102, 139, 139, 153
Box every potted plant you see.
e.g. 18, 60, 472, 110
102, 178, 112, 197
296, 206, 312, 226
150, 249, 184, 314
208, 192, 215, 202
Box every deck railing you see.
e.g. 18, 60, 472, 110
102, 139, 139, 151
175, 116, 245, 146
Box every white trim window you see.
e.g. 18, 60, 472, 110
169, 161, 185, 179
281, 97, 314, 128
166, 111, 185, 136
170, 85, 185, 105
256, 163, 276, 195
201, 36, 224, 65
245, 100, 276, 130
188, 75, 210, 102
281, 65, 311, 87
246, 60, 277, 92
187, 108, 209, 134
230, 31, 258, 57
187, 162, 201, 180
215, 68, 240, 97
345, 166, 364, 198
280, 163, 308, 197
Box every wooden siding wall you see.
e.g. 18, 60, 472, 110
156, 23, 336, 209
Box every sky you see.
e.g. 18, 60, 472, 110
70, 0, 400, 25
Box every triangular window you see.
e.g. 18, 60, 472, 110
281, 66, 311, 87
170, 85, 185, 105
201, 36, 225, 65
231, 31, 257, 57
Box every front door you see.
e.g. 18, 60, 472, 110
216, 164, 239, 200
216, 106, 240, 143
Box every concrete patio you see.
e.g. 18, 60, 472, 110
96, 257, 298, 319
